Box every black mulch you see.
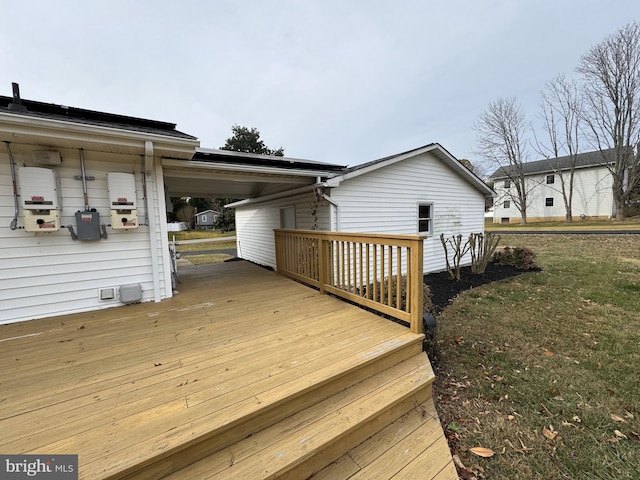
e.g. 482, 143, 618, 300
424, 263, 539, 314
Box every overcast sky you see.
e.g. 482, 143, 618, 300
1, 1, 639, 167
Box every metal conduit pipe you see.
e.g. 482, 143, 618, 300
4, 142, 19, 230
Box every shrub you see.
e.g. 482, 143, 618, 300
492, 246, 537, 270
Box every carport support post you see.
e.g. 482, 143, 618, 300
145, 140, 162, 302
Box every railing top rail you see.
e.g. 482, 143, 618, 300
274, 229, 427, 242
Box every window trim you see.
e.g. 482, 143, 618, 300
504, 179, 511, 188
503, 200, 511, 209
417, 202, 433, 234
545, 197, 554, 207
546, 174, 555, 185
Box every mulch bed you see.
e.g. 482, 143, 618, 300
424, 263, 538, 314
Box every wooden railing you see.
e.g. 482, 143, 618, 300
274, 229, 425, 334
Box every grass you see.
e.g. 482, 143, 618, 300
169, 230, 237, 264
485, 217, 640, 232
167, 230, 235, 241
433, 234, 640, 480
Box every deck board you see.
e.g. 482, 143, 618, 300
1, 260, 452, 479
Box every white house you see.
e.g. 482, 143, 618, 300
1, 86, 493, 325
490, 150, 615, 223
231, 144, 495, 273
0, 89, 199, 324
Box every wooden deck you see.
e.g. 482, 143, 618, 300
0, 260, 456, 479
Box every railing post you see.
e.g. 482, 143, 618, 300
318, 236, 326, 295
409, 237, 424, 334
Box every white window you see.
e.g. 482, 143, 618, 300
201, 215, 207, 223
418, 203, 432, 234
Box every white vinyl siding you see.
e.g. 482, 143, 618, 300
0, 145, 168, 324
327, 151, 486, 273
235, 192, 330, 268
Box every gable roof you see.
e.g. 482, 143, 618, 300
326, 143, 495, 197
489, 148, 616, 179
194, 209, 220, 217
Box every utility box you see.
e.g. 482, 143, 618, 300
75, 211, 102, 240
119, 283, 142, 304
107, 172, 138, 229
18, 167, 62, 232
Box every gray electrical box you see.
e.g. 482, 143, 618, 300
119, 284, 142, 304
75, 211, 102, 241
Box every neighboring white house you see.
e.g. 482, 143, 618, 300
231, 144, 495, 273
490, 150, 615, 223
194, 209, 220, 229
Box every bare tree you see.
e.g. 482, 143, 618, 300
577, 21, 640, 220
475, 97, 531, 223
535, 75, 582, 222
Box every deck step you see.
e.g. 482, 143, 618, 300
309, 397, 458, 480
99, 331, 425, 479
164, 353, 435, 480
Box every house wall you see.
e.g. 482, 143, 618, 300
0, 145, 169, 324
492, 166, 613, 223
235, 191, 330, 268
328, 151, 486, 273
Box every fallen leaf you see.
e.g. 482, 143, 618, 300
452, 454, 466, 470
611, 414, 627, 423
624, 411, 635, 420
543, 427, 558, 440
543, 350, 554, 357
454, 335, 464, 344
629, 431, 640, 441
507, 415, 515, 421
605, 437, 619, 444
614, 430, 627, 439
572, 415, 582, 423
470, 447, 495, 458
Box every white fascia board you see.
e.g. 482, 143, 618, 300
163, 158, 336, 179
0, 112, 199, 152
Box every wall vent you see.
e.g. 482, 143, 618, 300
99, 288, 116, 301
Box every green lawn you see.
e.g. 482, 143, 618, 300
485, 217, 640, 232
433, 234, 640, 480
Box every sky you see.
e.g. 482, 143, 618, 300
1, 1, 639, 168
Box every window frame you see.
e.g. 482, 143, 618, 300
503, 200, 511, 209
545, 197, 554, 207
417, 203, 433, 235
546, 174, 555, 185
504, 179, 511, 188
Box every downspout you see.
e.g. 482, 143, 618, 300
144, 141, 162, 302
4, 142, 19, 230
318, 187, 341, 231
